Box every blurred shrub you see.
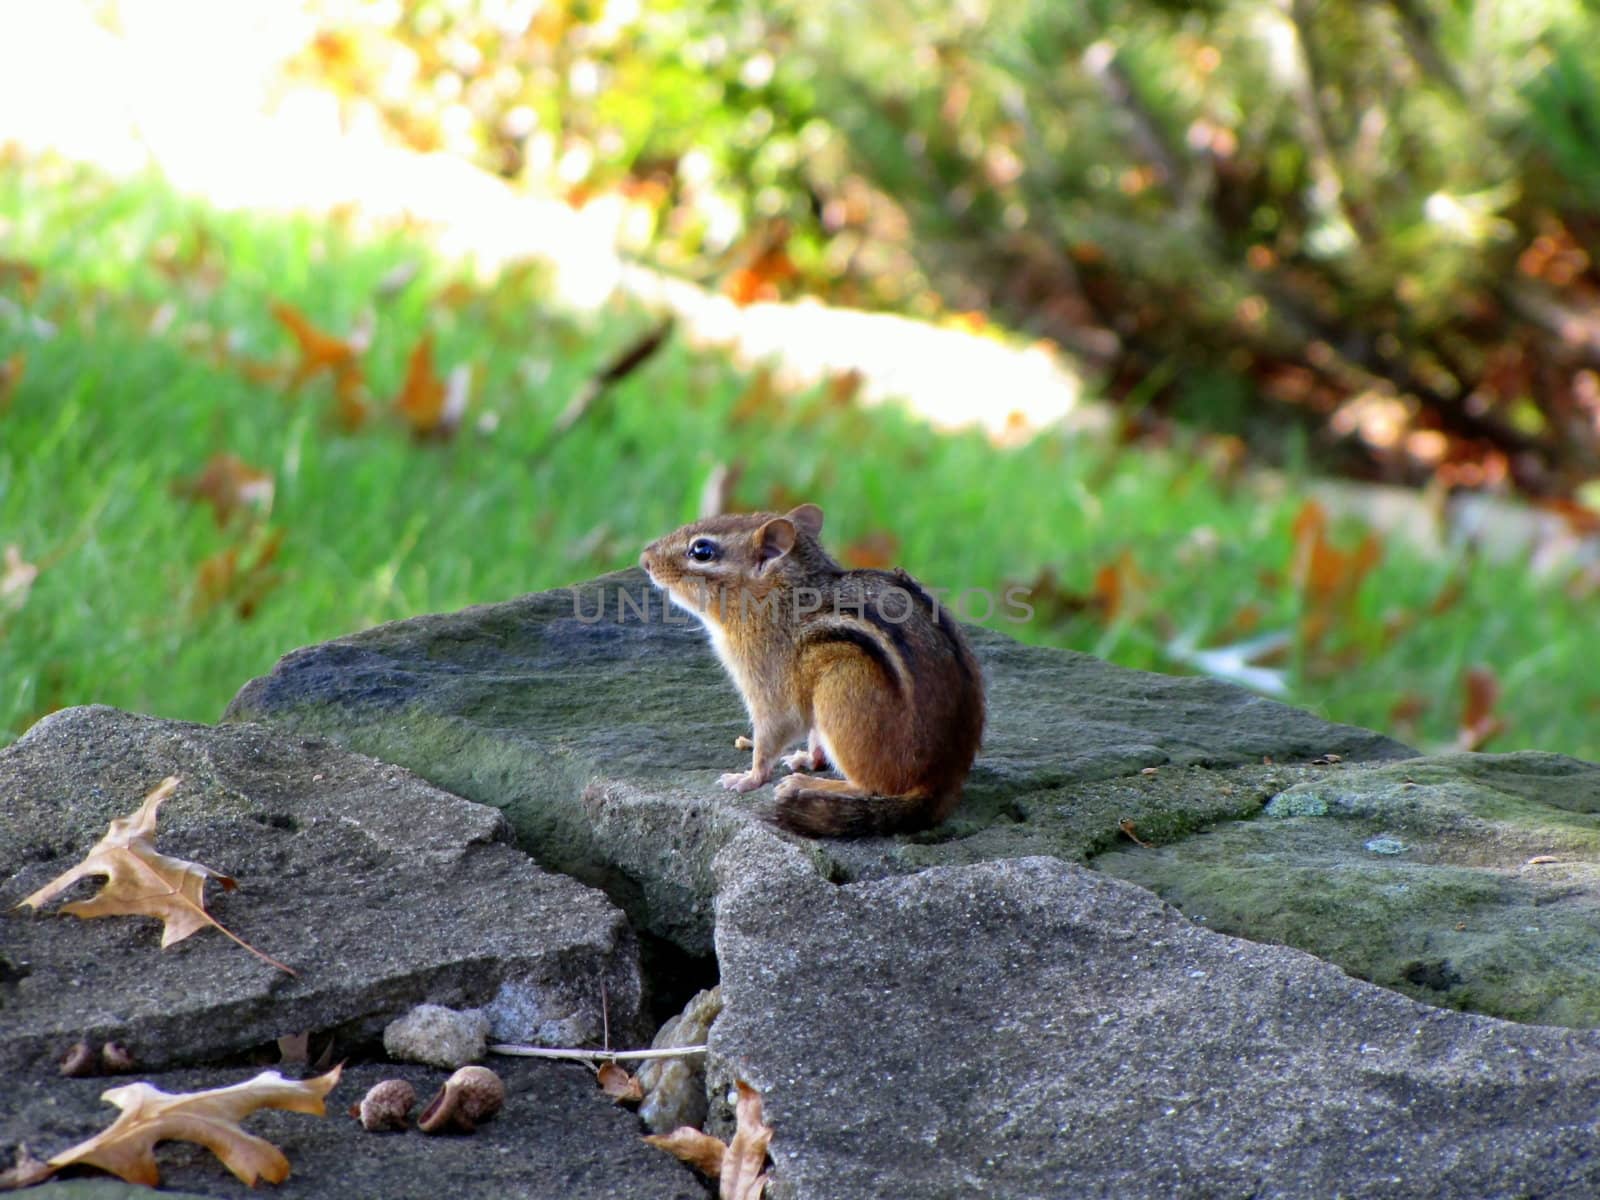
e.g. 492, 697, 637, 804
294, 0, 1600, 497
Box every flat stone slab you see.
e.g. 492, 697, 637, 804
5, 1060, 702, 1199
224, 569, 1413, 956
221, 570, 1600, 1027
709, 828, 1600, 1200
1094, 751, 1600, 1025
0, 706, 645, 1076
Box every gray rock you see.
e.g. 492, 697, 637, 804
1095, 752, 1600, 1024
0, 706, 645, 1076
637, 986, 721, 1134
382, 1005, 489, 1069
224, 569, 1412, 956
709, 828, 1600, 1200
18, 1183, 214, 1200
3, 1060, 703, 1199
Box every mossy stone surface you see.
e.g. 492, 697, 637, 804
1095, 752, 1600, 1024
225, 569, 1411, 956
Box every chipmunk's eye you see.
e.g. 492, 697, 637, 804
687, 538, 721, 564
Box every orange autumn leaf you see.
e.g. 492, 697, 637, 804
1290, 501, 1382, 604
392, 336, 445, 432
1288, 500, 1382, 651
596, 1062, 643, 1105
645, 1081, 771, 1199
391, 337, 469, 439
722, 243, 797, 306
16, 776, 293, 973
44, 1067, 341, 1187
1093, 549, 1151, 621
272, 302, 360, 386
270, 302, 373, 429
172, 453, 274, 527
1458, 665, 1507, 751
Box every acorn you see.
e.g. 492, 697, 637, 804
417, 1066, 504, 1134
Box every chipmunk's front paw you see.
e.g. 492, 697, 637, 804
719, 770, 768, 793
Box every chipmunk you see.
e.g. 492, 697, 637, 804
639, 504, 985, 837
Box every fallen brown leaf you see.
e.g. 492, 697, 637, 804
644, 1127, 727, 1180
596, 1062, 643, 1105
644, 1079, 772, 1198
722, 1081, 772, 1200
392, 336, 447, 437
15, 776, 292, 974
1288, 501, 1383, 652
1457, 665, 1506, 751
44, 1066, 341, 1187
272, 301, 363, 391
1092, 549, 1152, 622
172, 453, 275, 527
269, 301, 371, 430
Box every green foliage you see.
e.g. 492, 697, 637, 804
3, 161, 1598, 759
296, 0, 1600, 494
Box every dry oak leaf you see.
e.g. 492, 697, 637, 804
393, 336, 446, 434
392, 337, 470, 440
15, 776, 293, 974
645, 1127, 727, 1179
596, 1062, 643, 1105
723, 1081, 773, 1200
172, 452, 275, 527
646, 1080, 771, 1199
270, 301, 372, 431
46, 1066, 342, 1188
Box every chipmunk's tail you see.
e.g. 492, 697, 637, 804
769, 778, 961, 838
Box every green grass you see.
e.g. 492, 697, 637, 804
2, 156, 1596, 759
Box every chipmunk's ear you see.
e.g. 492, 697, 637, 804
787, 504, 824, 538
755, 516, 797, 566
